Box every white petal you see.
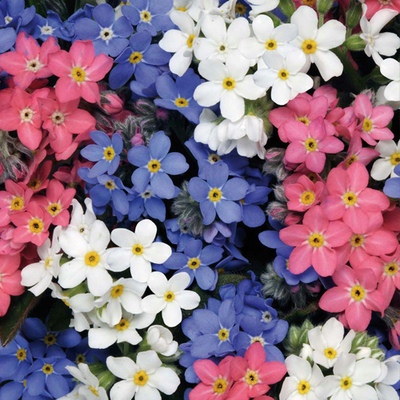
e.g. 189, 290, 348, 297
130, 256, 152, 283
86, 267, 113, 296
220, 90, 244, 122
175, 291, 200, 310
147, 271, 168, 295
89, 328, 116, 349
58, 259, 86, 289
137, 350, 162, 372
312, 50, 343, 81
253, 68, 277, 89
315, 20, 346, 50
117, 328, 142, 345
291, 6, 318, 39
200, 14, 226, 43
141, 295, 166, 314
111, 228, 136, 248
135, 219, 157, 247
150, 367, 180, 395
88, 220, 110, 251
159, 30, 187, 52
352, 358, 382, 383
252, 14, 274, 41
373, 33, 400, 57
69, 293, 95, 312
271, 79, 291, 105
375, 140, 397, 156
371, 159, 393, 180
106, 248, 132, 272
380, 58, 400, 81
162, 302, 182, 327
59, 229, 89, 257
135, 385, 161, 400
198, 58, 227, 81
168, 272, 190, 292
235, 75, 266, 100
120, 292, 143, 314
110, 380, 136, 400
144, 242, 172, 264
286, 355, 312, 380
193, 81, 223, 107
384, 81, 400, 102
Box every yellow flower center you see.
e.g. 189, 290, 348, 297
89, 386, 99, 396
390, 152, 400, 166
213, 378, 228, 393
29, 218, 44, 234
132, 244, 144, 255
343, 191, 357, 206
302, 39, 317, 54
340, 376, 352, 390
10, 196, 24, 211
350, 284, 365, 301
44, 257, 53, 269
129, 51, 143, 64
16, 348, 27, 361
20, 107, 34, 123
302, 0, 316, 5
103, 146, 115, 161
188, 257, 201, 269
222, 77, 236, 90
297, 116, 310, 125
304, 138, 317, 152
297, 380, 311, 394
384, 262, 398, 276
84, 251, 101, 267
208, 154, 220, 163
140, 10, 152, 22
235, 3, 247, 14
186, 34, 195, 48
115, 318, 130, 331
244, 370, 259, 386
174, 97, 189, 108
278, 69, 289, 80
345, 154, 358, 167
76, 354, 86, 364
42, 364, 54, 375
265, 39, 277, 50
134, 370, 149, 386
350, 234, 364, 248
47, 202, 61, 216
208, 188, 222, 202
111, 284, 124, 298
300, 190, 315, 205
105, 180, 116, 190
147, 159, 161, 173
324, 347, 337, 359
164, 291, 175, 302
51, 111, 65, 125
71, 67, 86, 83
218, 328, 229, 341
362, 118, 373, 132
308, 233, 324, 248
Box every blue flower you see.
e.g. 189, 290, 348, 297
122, 0, 174, 36
109, 31, 170, 90
128, 130, 189, 199
0, 0, 37, 34
154, 69, 204, 124
164, 218, 196, 251
240, 184, 270, 228
188, 162, 249, 225
66, 337, 108, 365
163, 238, 223, 290
33, 11, 68, 41
384, 164, 400, 198
80, 131, 123, 179
74, 3, 133, 57
59, 5, 94, 42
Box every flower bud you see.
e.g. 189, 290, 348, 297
345, 34, 366, 51
146, 325, 178, 357
346, 1, 362, 30
100, 91, 124, 115
317, 0, 334, 15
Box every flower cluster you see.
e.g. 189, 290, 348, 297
0, 0, 399, 399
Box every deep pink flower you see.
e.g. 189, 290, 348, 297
53, 159, 91, 189
389, 320, 400, 350
0, 225, 25, 255
227, 342, 286, 400
325, 106, 357, 141
353, 93, 394, 146
284, 117, 344, 173
48, 40, 113, 104
321, 161, 390, 232
23, 159, 52, 193
363, 0, 400, 18
11, 201, 51, 246
35, 179, 76, 226
0, 87, 50, 150
0, 253, 24, 316
190, 358, 233, 400
319, 265, 386, 331
279, 206, 352, 277
0, 32, 60, 89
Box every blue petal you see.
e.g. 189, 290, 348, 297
109, 62, 134, 89
122, 5, 140, 25
200, 200, 216, 225
0, 27, 16, 53
187, 177, 209, 201
26, 371, 45, 396
55, 330, 81, 348
128, 145, 150, 167
242, 204, 266, 227
113, 15, 133, 37
258, 230, 284, 249
81, 144, 104, 162
218, 299, 236, 328
92, 3, 115, 27
149, 131, 170, 159
163, 253, 188, 270
206, 162, 229, 188
162, 152, 188, 175
199, 245, 223, 265
143, 44, 170, 65
128, 30, 152, 52
193, 309, 219, 334
128, 196, 144, 221
46, 374, 70, 398
112, 189, 129, 215
190, 334, 219, 358
74, 18, 99, 40
222, 178, 249, 201
150, 172, 175, 199
156, 73, 178, 100
0, 381, 24, 399
87, 160, 109, 178
195, 266, 217, 291
216, 200, 242, 224
131, 168, 151, 193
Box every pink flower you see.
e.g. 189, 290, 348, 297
321, 161, 390, 232
11, 201, 51, 246
279, 206, 352, 277
363, 0, 400, 19
284, 174, 325, 212
0, 32, 60, 89
0, 87, 50, 150
0, 253, 24, 316
228, 342, 286, 400
319, 265, 386, 331
325, 106, 357, 140
389, 320, 400, 349
0, 225, 25, 256
284, 117, 344, 174
190, 358, 233, 400
353, 93, 394, 146
48, 40, 113, 104
24, 159, 52, 193
53, 159, 91, 189
35, 179, 76, 226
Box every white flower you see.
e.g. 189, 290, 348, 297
304, 317, 356, 369
145, 325, 179, 356
238, 14, 297, 62
65, 363, 108, 400
106, 351, 180, 400
194, 14, 251, 63
21, 227, 62, 296
58, 219, 113, 296
141, 271, 200, 327
159, 10, 200, 76
315, 353, 383, 400
253, 50, 314, 105
290, 6, 346, 81
371, 139, 400, 180
247, 0, 280, 17
193, 54, 265, 122
106, 219, 172, 283
279, 355, 325, 400
375, 355, 400, 400
193, 109, 223, 151
360, 6, 400, 66
380, 58, 400, 103
94, 278, 147, 326
66, 198, 97, 242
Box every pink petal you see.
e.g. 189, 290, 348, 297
332, 265, 356, 287
193, 359, 222, 384
364, 229, 398, 256
311, 246, 337, 277
353, 94, 372, 119
347, 162, 369, 192
345, 302, 371, 331
245, 342, 265, 370
54, 77, 81, 103
370, 105, 394, 127
303, 206, 329, 232
287, 245, 313, 274
48, 50, 72, 77
322, 195, 345, 221
0, 52, 26, 75
319, 287, 350, 312
80, 81, 101, 104
326, 167, 349, 194
284, 142, 306, 164
69, 40, 95, 68
305, 151, 325, 173
65, 109, 96, 134
325, 221, 352, 247
257, 361, 286, 385
279, 225, 310, 246
2, 270, 24, 296
85, 53, 113, 82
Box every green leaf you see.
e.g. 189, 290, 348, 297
0, 291, 40, 346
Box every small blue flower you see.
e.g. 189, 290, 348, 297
240, 184, 270, 228
128, 130, 189, 199
154, 69, 204, 124
384, 164, 400, 198
80, 131, 123, 179
74, 3, 133, 57
164, 218, 196, 251
0, 0, 36, 34
122, 0, 174, 36
188, 162, 249, 225
109, 30, 170, 90
66, 337, 108, 365
33, 11, 68, 41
